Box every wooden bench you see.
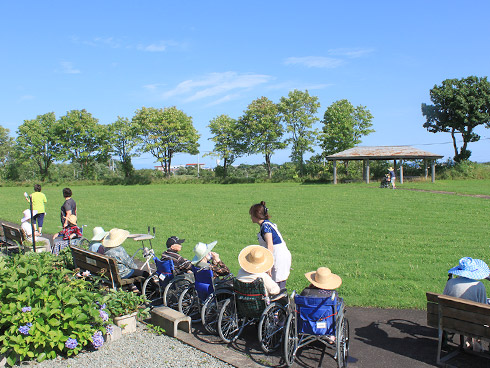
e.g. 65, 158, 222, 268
1, 223, 26, 254
426, 292, 490, 365
70, 245, 144, 290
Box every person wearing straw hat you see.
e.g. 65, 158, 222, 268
192, 241, 230, 277
443, 257, 489, 304
388, 167, 396, 189
237, 245, 280, 296
89, 227, 109, 254
103, 228, 149, 291
52, 214, 82, 242
20, 209, 51, 252
300, 267, 342, 298
249, 201, 292, 289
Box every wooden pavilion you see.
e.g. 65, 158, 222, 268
325, 146, 444, 184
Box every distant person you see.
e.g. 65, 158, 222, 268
161, 236, 192, 275
249, 201, 291, 289
20, 209, 51, 252
300, 267, 342, 298
388, 167, 396, 189
191, 241, 230, 277
89, 227, 108, 254
25, 184, 47, 235
237, 245, 280, 297
60, 187, 77, 228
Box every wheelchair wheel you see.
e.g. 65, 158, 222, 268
178, 284, 201, 323
142, 274, 164, 307
258, 302, 287, 353
163, 277, 191, 310
336, 316, 350, 368
201, 290, 233, 335
77, 237, 90, 249
283, 311, 298, 367
218, 298, 241, 343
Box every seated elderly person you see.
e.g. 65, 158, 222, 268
52, 214, 82, 242
191, 241, 230, 277
300, 266, 342, 298
89, 226, 108, 254
161, 236, 193, 275
443, 257, 489, 351
20, 209, 51, 252
103, 228, 149, 292
236, 245, 280, 297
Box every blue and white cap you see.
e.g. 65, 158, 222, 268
448, 257, 490, 280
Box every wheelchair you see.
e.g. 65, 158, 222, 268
142, 258, 174, 307
217, 277, 288, 353
283, 291, 350, 368
177, 265, 233, 334
380, 174, 391, 188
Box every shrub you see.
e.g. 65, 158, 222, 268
0, 252, 109, 365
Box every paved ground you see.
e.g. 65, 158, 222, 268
176, 307, 490, 368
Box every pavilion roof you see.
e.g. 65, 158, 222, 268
325, 146, 444, 161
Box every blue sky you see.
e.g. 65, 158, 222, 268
1, 1, 489, 169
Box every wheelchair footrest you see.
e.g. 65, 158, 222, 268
150, 306, 191, 337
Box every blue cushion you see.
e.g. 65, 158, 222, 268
295, 295, 342, 335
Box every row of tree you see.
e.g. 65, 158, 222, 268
0, 90, 375, 180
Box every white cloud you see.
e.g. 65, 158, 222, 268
161, 72, 273, 103
137, 41, 176, 52
18, 95, 35, 101
328, 47, 374, 58
59, 61, 80, 74
284, 56, 343, 68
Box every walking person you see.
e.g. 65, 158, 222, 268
60, 187, 77, 228
249, 201, 291, 289
388, 167, 396, 189
25, 184, 47, 235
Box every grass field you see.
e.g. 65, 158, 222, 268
1, 180, 489, 309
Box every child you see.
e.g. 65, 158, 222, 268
161, 236, 192, 275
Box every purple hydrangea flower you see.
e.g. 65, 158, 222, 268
18, 325, 30, 335
91, 331, 104, 349
100, 303, 106, 310
26, 322, 33, 327
65, 338, 78, 349
22, 306, 32, 313
105, 324, 114, 335
99, 310, 109, 322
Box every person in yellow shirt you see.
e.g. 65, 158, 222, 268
25, 184, 47, 235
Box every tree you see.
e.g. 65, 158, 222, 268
0, 125, 14, 169
207, 114, 244, 178
239, 97, 286, 179
319, 99, 374, 156
57, 109, 111, 178
278, 89, 320, 176
16, 112, 62, 181
422, 76, 490, 162
133, 106, 200, 177
108, 117, 140, 177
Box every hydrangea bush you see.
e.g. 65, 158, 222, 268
0, 252, 110, 365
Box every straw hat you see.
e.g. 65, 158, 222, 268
448, 257, 490, 280
388, 167, 394, 171
92, 227, 109, 241
238, 245, 274, 274
102, 228, 130, 248
66, 214, 77, 225
192, 241, 218, 265
21, 209, 37, 223
305, 267, 342, 290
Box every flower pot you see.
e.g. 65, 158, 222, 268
113, 312, 137, 334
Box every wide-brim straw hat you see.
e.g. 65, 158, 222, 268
102, 228, 130, 248
92, 227, 109, 241
388, 167, 394, 171
238, 245, 274, 274
448, 257, 490, 280
305, 267, 342, 290
192, 241, 218, 265
21, 209, 38, 223
66, 214, 77, 225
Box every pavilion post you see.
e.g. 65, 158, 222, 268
431, 160, 436, 182
365, 159, 370, 184
424, 159, 428, 179
399, 160, 403, 184
333, 160, 337, 184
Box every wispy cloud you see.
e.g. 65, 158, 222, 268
284, 56, 343, 68
161, 72, 273, 104
137, 41, 180, 52
76, 35, 181, 52
59, 61, 80, 74
328, 47, 374, 58
18, 95, 35, 102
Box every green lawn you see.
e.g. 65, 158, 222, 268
1, 181, 489, 309
400, 179, 490, 196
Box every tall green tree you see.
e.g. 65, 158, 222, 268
16, 112, 61, 180
319, 99, 374, 156
57, 109, 111, 178
109, 117, 140, 177
239, 97, 286, 179
422, 76, 490, 162
133, 106, 200, 177
278, 89, 320, 176
0, 125, 14, 170
207, 114, 244, 178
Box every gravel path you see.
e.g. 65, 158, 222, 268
19, 323, 233, 368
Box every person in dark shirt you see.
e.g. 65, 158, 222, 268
60, 187, 77, 228
161, 236, 192, 275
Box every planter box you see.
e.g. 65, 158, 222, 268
114, 312, 137, 334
